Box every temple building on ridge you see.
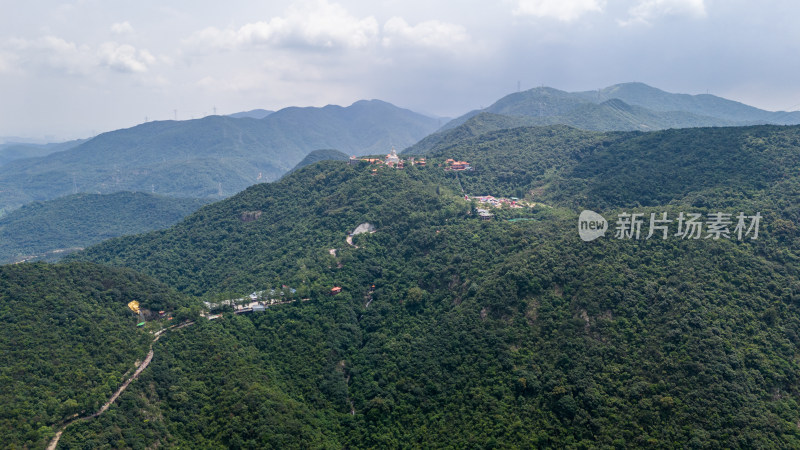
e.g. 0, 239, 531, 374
385, 147, 400, 166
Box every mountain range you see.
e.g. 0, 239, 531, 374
0, 139, 86, 167
447, 82, 800, 129
3, 83, 799, 216
41, 121, 800, 447
0, 100, 439, 212
575, 82, 800, 123
0, 192, 210, 264
227, 109, 274, 119
286, 149, 351, 176
405, 82, 800, 155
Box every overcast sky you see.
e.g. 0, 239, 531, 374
1, 0, 799, 141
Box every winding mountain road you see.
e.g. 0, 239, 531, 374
46, 322, 193, 450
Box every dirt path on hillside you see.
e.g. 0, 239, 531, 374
46, 322, 192, 449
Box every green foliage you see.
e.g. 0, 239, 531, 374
0, 192, 210, 263
50, 123, 800, 446
0, 139, 86, 167
72, 161, 469, 296
0, 262, 191, 449
285, 149, 351, 176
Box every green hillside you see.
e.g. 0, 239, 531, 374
438, 83, 800, 137
404, 100, 740, 155
227, 109, 274, 119
0, 262, 191, 449
418, 124, 800, 212
285, 149, 351, 176
404, 112, 538, 155
0, 139, 86, 167
61, 124, 800, 447
576, 82, 800, 124
0, 100, 438, 211
0, 192, 210, 264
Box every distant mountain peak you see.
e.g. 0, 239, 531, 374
228, 109, 274, 120
438, 82, 800, 133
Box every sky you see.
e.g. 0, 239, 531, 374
1, 0, 799, 141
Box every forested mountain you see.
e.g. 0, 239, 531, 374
404, 99, 740, 155
436, 83, 800, 141
0, 262, 191, 449
61, 124, 800, 447
0, 100, 438, 211
575, 82, 800, 124
0, 192, 210, 264
404, 112, 538, 155
0, 139, 86, 167
286, 149, 350, 175
227, 109, 274, 119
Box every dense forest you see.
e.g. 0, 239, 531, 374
0, 262, 190, 449
0, 192, 210, 264
38, 124, 800, 447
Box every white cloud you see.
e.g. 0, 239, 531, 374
197, 74, 270, 93
4, 36, 157, 75
110, 21, 135, 35
186, 0, 379, 51
621, 0, 707, 26
98, 42, 155, 73
382, 17, 469, 50
513, 0, 605, 22
0, 52, 11, 73
6, 35, 94, 75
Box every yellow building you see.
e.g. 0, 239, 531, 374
127, 300, 140, 314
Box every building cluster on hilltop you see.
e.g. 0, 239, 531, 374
470, 195, 530, 208
349, 147, 427, 169
444, 159, 471, 171
347, 148, 477, 172
203, 286, 301, 316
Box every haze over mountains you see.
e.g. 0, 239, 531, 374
405, 82, 800, 155
2, 82, 798, 217
286, 149, 351, 176
0, 139, 86, 167
0, 100, 438, 212
227, 109, 274, 120
448, 82, 800, 129
0, 192, 210, 264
